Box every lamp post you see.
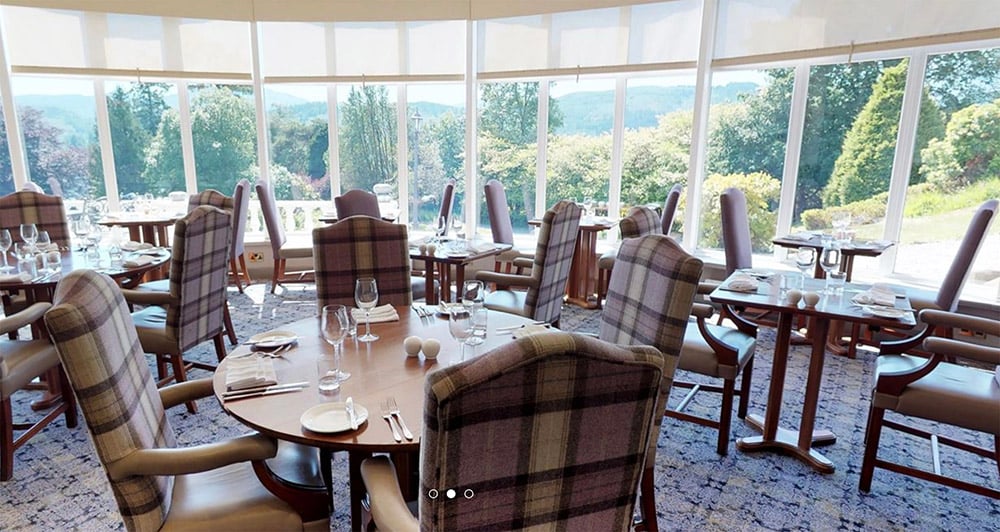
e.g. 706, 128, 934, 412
411, 110, 422, 226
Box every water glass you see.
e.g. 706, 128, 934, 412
355, 277, 379, 342
794, 248, 815, 290
819, 240, 842, 294
319, 304, 351, 392
448, 308, 474, 361
0, 229, 12, 272
44, 250, 62, 275
827, 271, 847, 296
20, 223, 37, 249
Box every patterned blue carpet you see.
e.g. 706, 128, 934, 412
1, 283, 997, 530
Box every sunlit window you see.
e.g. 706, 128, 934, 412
189, 83, 257, 197
266, 84, 329, 202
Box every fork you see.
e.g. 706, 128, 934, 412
387, 397, 414, 440
380, 400, 402, 442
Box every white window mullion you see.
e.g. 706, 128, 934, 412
177, 83, 197, 193
464, 19, 478, 236
683, 0, 717, 251
774, 62, 810, 254
608, 75, 626, 228
397, 85, 409, 224
93, 80, 120, 211
251, 21, 270, 183
327, 85, 341, 199
0, 14, 28, 188
535, 79, 549, 220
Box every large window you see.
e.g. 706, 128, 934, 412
408, 84, 465, 233
266, 84, 329, 201
106, 81, 180, 200
336, 84, 397, 202
189, 83, 257, 196
0, 101, 12, 196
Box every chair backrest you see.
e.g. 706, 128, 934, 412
484, 179, 514, 245
0, 190, 71, 247
720, 187, 753, 275
335, 189, 381, 219
187, 189, 233, 212
619, 206, 661, 239
437, 179, 456, 237
20, 181, 43, 193
661, 183, 682, 235
419, 331, 671, 530
312, 216, 412, 311
935, 198, 998, 311
255, 180, 285, 255
525, 200, 582, 323
231, 179, 251, 257
168, 206, 232, 352
45, 270, 176, 532
600, 234, 703, 356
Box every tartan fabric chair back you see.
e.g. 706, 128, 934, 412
313, 216, 412, 311
720, 187, 753, 275
661, 183, 683, 235
619, 206, 661, 239
484, 179, 514, 245
231, 179, 251, 258
45, 270, 176, 532
600, 234, 703, 356
525, 200, 581, 323
168, 206, 232, 352
420, 331, 672, 530
255, 180, 286, 256
335, 189, 381, 219
437, 180, 456, 237
0, 190, 71, 247
187, 189, 233, 213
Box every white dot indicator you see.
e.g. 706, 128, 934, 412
464, 489, 474, 499
427, 489, 438, 499
446, 489, 457, 499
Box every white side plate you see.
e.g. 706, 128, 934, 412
300, 402, 369, 433
248, 330, 298, 348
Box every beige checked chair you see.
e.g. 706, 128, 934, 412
335, 189, 381, 219
596, 205, 662, 308
312, 216, 423, 311
361, 332, 673, 531
123, 206, 232, 413
44, 270, 329, 532
475, 200, 582, 327
1, 302, 77, 481
256, 179, 314, 293
859, 309, 999, 499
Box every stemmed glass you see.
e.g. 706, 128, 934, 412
448, 308, 474, 361
461, 280, 486, 346
794, 248, 815, 290
0, 229, 13, 272
354, 277, 379, 342
74, 217, 92, 252
20, 223, 37, 251
36, 230, 51, 251
818, 240, 842, 294
319, 304, 351, 391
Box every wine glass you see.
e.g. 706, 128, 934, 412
818, 240, 842, 294
794, 248, 815, 290
448, 307, 474, 361
320, 304, 351, 387
35, 230, 51, 251
461, 280, 486, 346
354, 277, 379, 342
20, 223, 37, 250
74, 217, 92, 252
0, 229, 13, 272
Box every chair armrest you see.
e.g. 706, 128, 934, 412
511, 257, 534, 270
475, 270, 539, 289
121, 289, 176, 307
875, 353, 945, 396
159, 378, 214, 410
360, 456, 418, 532
691, 302, 714, 320
1, 302, 51, 334
105, 433, 278, 480
697, 280, 721, 295
919, 309, 998, 338
924, 337, 1000, 366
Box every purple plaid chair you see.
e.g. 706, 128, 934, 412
484, 179, 533, 274
475, 200, 582, 326
361, 331, 673, 531
122, 206, 231, 413
44, 270, 327, 532
313, 216, 418, 311
661, 183, 683, 236
597, 205, 662, 307
436, 180, 456, 237
256, 180, 314, 293
335, 189, 381, 219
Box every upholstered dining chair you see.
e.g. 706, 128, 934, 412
474, 200, 582, 327
0, 302, 77, 481
596, 205, 662, 308
313, 215, 423, 310
335, 189, 381, 219
361, 331, 673, 531
483, 179, 533, 274
229, 179, 253, 292
44, 270, 330, 532
436, 179, 456, 237
122, 206, 231, 413
859, 309, 999, 499
661, 183, 683, 236
256, 179, 314, 293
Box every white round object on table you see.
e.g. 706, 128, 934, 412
802, 291, 820, 307
404, 336, 423, 357
422, 338, 441, 359
785, 289, 802, 306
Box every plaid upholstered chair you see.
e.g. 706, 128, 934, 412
313, 216, 423, 310
122, 206, 231, 413
1, 302, 77, 481
361, 331, 673, 531
229, 179, 253, 291
596, 205, 662, 308
44, 270, 329, 532
475, 200, 582, 327
335, 189, 381, 219
256, 179, 314, 293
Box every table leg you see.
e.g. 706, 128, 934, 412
455, 265, 466, 301
424, 260, 436, 305
438, 262, 451, 302
348, 450, 373, 532
565, 231, 599, 309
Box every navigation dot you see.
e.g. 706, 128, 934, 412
446, 489, 456, 499
464, 489, 475, 499
427, 489, 438, 499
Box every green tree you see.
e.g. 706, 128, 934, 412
621, 110, 691, 209
480, 82, 562, 144
3, 106, 91, 198
546, 133, 612, 205
102, 86, 150, 197
431, 111, 464, 181
700, 172, 781, 251
190, 86, 258, 193
924, 49, 1000, 116
142, 109, 186, 194
339, 85, 396, 192
921, 98, 1000, 191
127, 82, 170, 136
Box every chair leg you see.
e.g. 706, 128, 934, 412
717, 378, 736, 456
230, 257, 244, 293
223, 303, 238, 346
168, 353, 197, 414
596, 268, 608, 309
1, 398, 13, 481
737, 358, 753, 419
637, 467, 658, 532
238, 254, 252, 286
58, 366, 78, 429
213, 332, 228, 362
859, 405, 886, 492
271, 259, 284, 294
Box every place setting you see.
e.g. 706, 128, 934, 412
849, 283, 912, 319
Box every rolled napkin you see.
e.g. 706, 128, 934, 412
0, 272, 31, 284
123, 255, 155, 268
225, 357, 277, 391
352, 304, 399, 323
120, 241, 153, 252
723, 273, 759, 293
851, 283, 897, 307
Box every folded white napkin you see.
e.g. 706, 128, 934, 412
471, 241, 497, 253
512, 324, 552, 339
123, 255, 154, 268
784, 232, 816, 241
724, 274, 759, 292
851, 283, 897, 307
120, 241, 153, 252
352, 304, 399, 323
0, 272, 30, 284
226, 357, 277, 391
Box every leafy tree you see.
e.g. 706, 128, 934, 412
546, 133, 612, 206
190, 86, 258, 193
478, 132, 537, 228
0, 106, 90, 198
924, 49, 1000, 116
699, 172, 781, 251
269, 106, 326, 178
621, 110, 691, 209
127, 83, 171, 136
823, 61, 945, 206
921, 98, 1000, 191
431, 111, 464, 181
339, 85, 396, 192
101, 87, 150, 197
480, 82, 562, 145
142, 108, 186, 194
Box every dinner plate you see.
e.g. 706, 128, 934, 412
862, 306, 909, 319
446, 251, 471, 258
300, 402, 369, 433
248, 330, 298, 348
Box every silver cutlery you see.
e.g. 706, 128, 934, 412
380, 400, 402, 442
387, 397, 413, 440
222, 382, 309, 401
346, 396, 359, 430
229, 343, 294, 359
495, 321, 548, 333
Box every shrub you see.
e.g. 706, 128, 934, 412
700, 172, 781, 252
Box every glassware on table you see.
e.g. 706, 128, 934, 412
19, 223, 38, 250
319, 304, 351, 391
354, 277, 379, 342
44, 250, 62, 275
0, 229, 13, 272
794, 248, 815, 290
818, 240, 842, 295
448, 307, 474, 361
15, 242, 37, 277
461, 280, 487, 345
73, 217, 92, 252
35, 230, 51, 251
582, 196, 594, 218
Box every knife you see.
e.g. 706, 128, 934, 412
222, 385, 307, 402
346, 396, 358, 430
222, 381, 309, 398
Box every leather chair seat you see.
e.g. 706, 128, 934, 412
131, 306, 180, 355
410, 277, 427, 301
597, 248, 616, 271
278, 239, 313, 260
483, 289, 527, 318
679, 321, 755, 381
873, 354, 1000, 434
0, 339, 60, 399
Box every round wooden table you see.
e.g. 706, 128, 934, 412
212, 306, 538, 530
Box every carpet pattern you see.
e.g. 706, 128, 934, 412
1, 283, 997, 530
